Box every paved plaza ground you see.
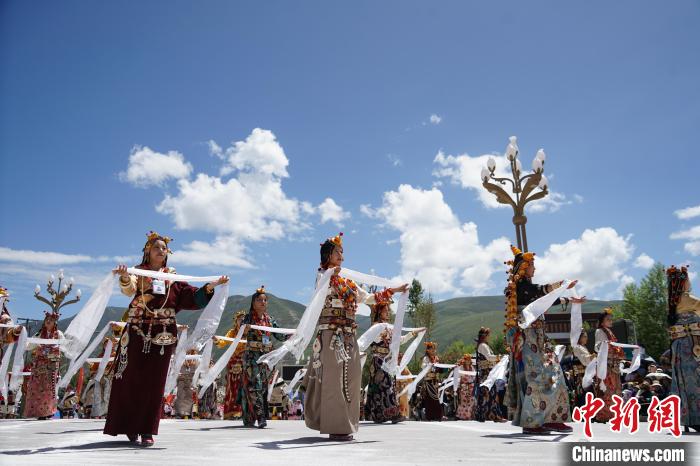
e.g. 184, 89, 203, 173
0, 418, 698, 465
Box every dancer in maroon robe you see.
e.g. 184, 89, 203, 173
104, 231, 228, 446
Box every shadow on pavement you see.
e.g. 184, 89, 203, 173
184, 425, 252, 432
253, 437, 379, 450
0, 441, 165, 455
36, 428, 104, 435
481, 433, 569, 444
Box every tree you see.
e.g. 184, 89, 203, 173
490, 333, 507, 355
620, 263, 668, 360
407, 279, 424, 321
413, 293, 437, 339
441, 340, 475, 364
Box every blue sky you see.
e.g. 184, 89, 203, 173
1, 1, 699, 319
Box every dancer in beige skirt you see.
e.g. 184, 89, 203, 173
302, 233, 407, 441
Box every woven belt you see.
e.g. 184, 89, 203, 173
128, 318, 176, 325
425, 373, 438, 380
372, 346, 390, 355
128, 307, 176, 320
246, 341, 273, 352
478, 360, 495, 370
668, 322, 700, 340
320, 307, 350, 318
317, 324, 356, 334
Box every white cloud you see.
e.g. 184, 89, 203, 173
674, 205, 700, 220
0, 246, 93, 266
362, 184, 510, 295
173, 237, 253, 268
429, 114, 442, 125
432, 150, 571, 213
634, 253, 655, 269
120, 146, 192, 187
135, 128, 344, 267
535, 227, 635, 297
317, 198, 350, 227
218, 128, 289, 178
671, 225, 700, 257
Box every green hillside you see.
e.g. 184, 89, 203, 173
58, 293, 621, 361
430, 296, 622, 350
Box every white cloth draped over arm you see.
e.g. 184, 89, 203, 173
0, 342, 15, 401
480, 355, 509, 390
285, 368, 307, 396
583, 341, 609, 391
397, 329, 426, 374
164, 327, 188, 395
8, 327, 27, 392
63, 272, 117, 360
257, 269, 334, 369
267, 370, 278, 402
197, 324, 246, 398
554, 345, 567, 363
611, 342, 642, 375
94, 339, 113, 383
568, 287, 583, 347
594, 328, 608, 353
357, 323, 390, 352
400, 362, 432, 397
257, 267, 405, 369
382, 290, 409, 375
519, 280, 573, 329
58, 322, 113, 390
572, 345, 595, 367
193, 339, 213, 389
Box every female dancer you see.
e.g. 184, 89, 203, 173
104, 231, 228, 446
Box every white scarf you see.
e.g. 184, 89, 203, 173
257, 267, 406, 369
519, 280, 574, 329
480, 355, 510, 390
356, 323, 424, 375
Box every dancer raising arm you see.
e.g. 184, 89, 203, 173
504, 245, 585, 435
302, 233, 408, 441
103, 231, 228, 446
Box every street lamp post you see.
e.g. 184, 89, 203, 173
480, 136, 549, 252
34, 269, 82, 314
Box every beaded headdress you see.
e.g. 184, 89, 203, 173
44, 309, 60, 320
458, 353, 473, 367
504, 245, 536, 332
321, 232, 343, 248
143, 231, 173, 254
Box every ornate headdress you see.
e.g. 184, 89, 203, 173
321, 232, 343, 248
256, 285, 266, 295
142, 231, 173, 261
319, 232, 344, 268
0, 287, 9, 298
667, 265, 690, 325
504, 245, 536, 332
458, 353, 473, 368
44, 309, 60, 320
369, 289, 394, 323
424, 341, 437, 350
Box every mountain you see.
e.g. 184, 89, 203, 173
58, 293, 621, 359
430, 296, 622, 350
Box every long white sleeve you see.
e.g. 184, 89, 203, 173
594, 328, 608, 353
